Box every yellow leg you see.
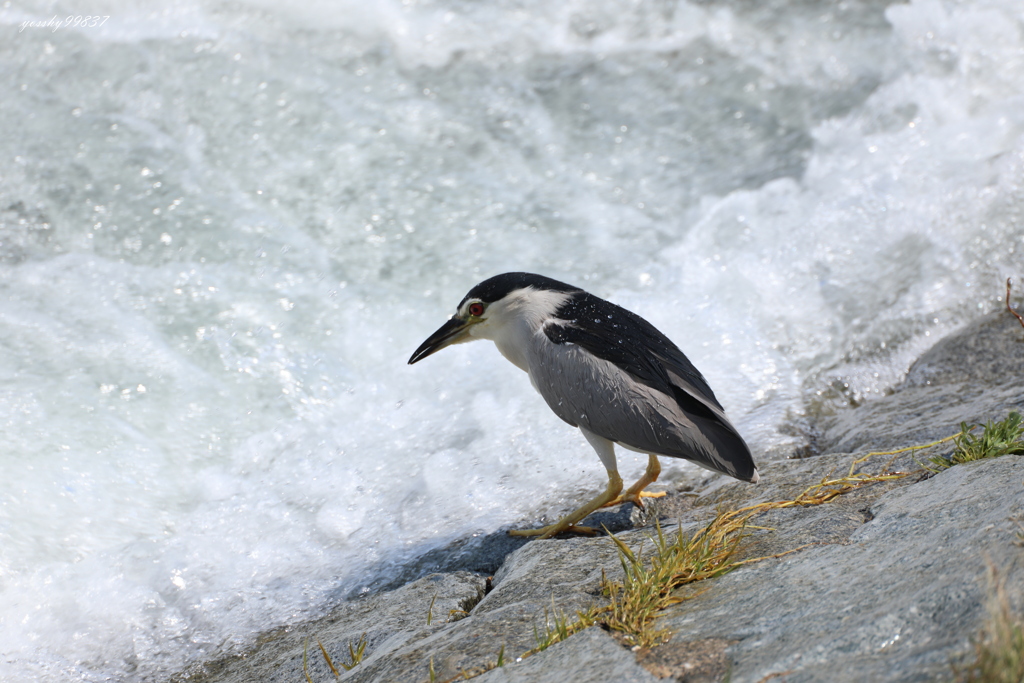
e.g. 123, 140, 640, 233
509, 470, 624, 540
602, 454, 665, 509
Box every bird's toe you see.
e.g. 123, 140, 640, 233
602, 489, 667, 509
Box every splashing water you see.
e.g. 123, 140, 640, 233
0, 0, 1022, 680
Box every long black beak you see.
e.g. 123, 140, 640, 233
408, 317, 472, 364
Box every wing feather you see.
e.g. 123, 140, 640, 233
536, 292, 757, 482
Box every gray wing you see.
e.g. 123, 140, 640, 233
545, 292, 723, 409
527, 336, 757, 482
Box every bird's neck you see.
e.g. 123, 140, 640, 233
474, 287, 574, 373
493, 326, 533, 372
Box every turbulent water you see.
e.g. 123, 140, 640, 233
0, 0, 1022, 680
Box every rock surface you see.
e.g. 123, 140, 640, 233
820, 310, 1024, 453
178, 310, 1024, 683
181, 571, 488, 683
476, 627, 660, 683
659, 456, 1024, 683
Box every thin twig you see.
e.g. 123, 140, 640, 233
1007, 277, 1024, 331
729, 542, 824, 569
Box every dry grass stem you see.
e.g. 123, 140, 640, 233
1006, 277, 1024, 331
317, 638, 340, 677
302, 638, 313, 683
431, 645, 517, 683
954, 565, 1024, 683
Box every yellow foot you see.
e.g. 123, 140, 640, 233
602, 489, 666, 509
507, 470, 623, 540
601, 455, 664, 510
508, 524, 597, 538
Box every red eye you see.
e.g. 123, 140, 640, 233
468, 302, 485, 317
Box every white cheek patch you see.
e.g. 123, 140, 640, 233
469, 288, 572, 339
503, 287, 574, 329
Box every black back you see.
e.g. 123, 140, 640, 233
544, 291, 724, 410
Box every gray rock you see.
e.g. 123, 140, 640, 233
176, 571, 487, 683
904, 309, 1024, 388
656, 456, 1024, 683
478, 533, 623, 617
474, 627, 660, 683
340, 479, 650, 599
338, 536, 627, 683
821, 381, 1024, 454
820, 310, 1024, 453
345, 526, 532, 597
634, 637, 736, 683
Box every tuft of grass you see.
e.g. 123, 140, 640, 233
954, 566, 1024, 683
930, 412, 1024, 471
531, 600, 602, 653
304, 633, 367, 681
425, 644, 510, 683
335, 634, 368, 671
600, 515, 748, 648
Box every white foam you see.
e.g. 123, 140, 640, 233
1, 0, 1022, 680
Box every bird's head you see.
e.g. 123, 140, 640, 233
407, 272, 579, 365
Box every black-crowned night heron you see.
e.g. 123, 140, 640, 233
409, 272, 758, 539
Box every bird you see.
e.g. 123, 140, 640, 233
408, 272, 758, 539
